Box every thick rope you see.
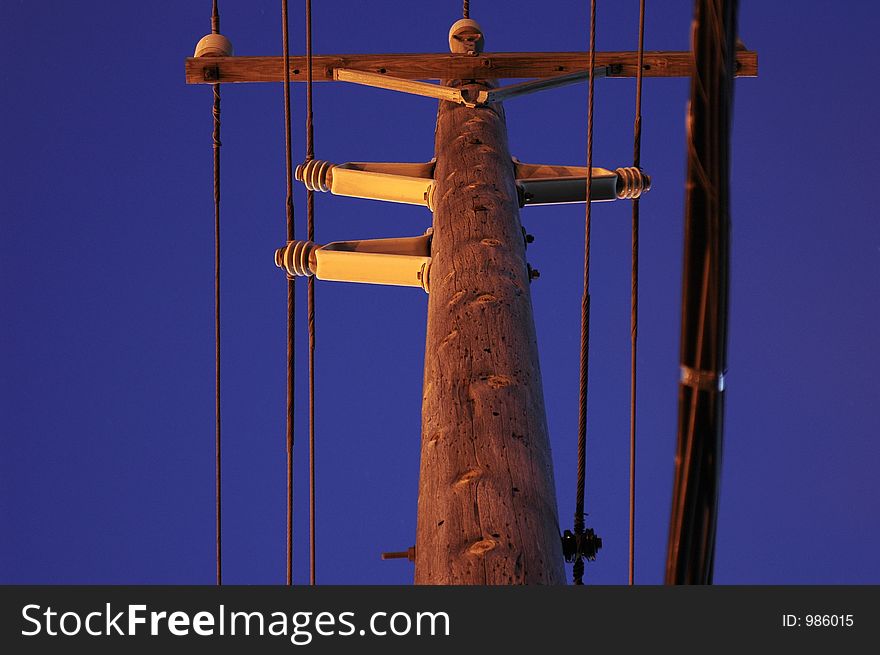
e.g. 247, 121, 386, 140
463, 1, 470, 19
211, 0, 222, 589
629, 0, 646, 588
281, 0, 296, 587
573, 0, 598, 586
305, 0, 317, 587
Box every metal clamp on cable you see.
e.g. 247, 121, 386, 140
561, 528, 602, 563
680, 365, 726, 392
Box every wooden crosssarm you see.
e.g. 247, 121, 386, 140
185, 50, 757, 84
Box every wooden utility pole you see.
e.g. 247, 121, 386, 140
191, 11, 756, 586
414, 23, 564, 584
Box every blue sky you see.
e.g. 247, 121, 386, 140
1, 1, 878, 584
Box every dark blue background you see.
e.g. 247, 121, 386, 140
2, 1, 878, 584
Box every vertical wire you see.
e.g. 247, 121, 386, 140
211, 0, 222, 589
573, 0, 598, 586
281, 0, 297, 587
629, 0, 646, 588
305, 0, 317, 587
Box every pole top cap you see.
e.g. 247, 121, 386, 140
448, 19, 484, 54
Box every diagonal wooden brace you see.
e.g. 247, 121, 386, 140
476, 67, 609, 105
336, 66, 610, 108
335, 68, 473, 105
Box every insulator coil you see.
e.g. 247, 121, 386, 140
294, 159, 334, 192
275, 240, 317, 278
615, 167, 652, 199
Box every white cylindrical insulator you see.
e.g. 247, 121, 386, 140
615, 167, 652, 199
194, 33, 234, 58
448, 18, 485, 54
294, 159, 334, 192
275, 240, 318, 278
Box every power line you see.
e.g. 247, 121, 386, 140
629, 0, 646, 588
210, 0, 222, 589
573, 0, 598, 587
281, 0, 297, 587
305, 0, 317, 587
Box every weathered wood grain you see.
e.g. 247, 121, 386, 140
185, 50, 757, 84
414, 82, 565, 585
